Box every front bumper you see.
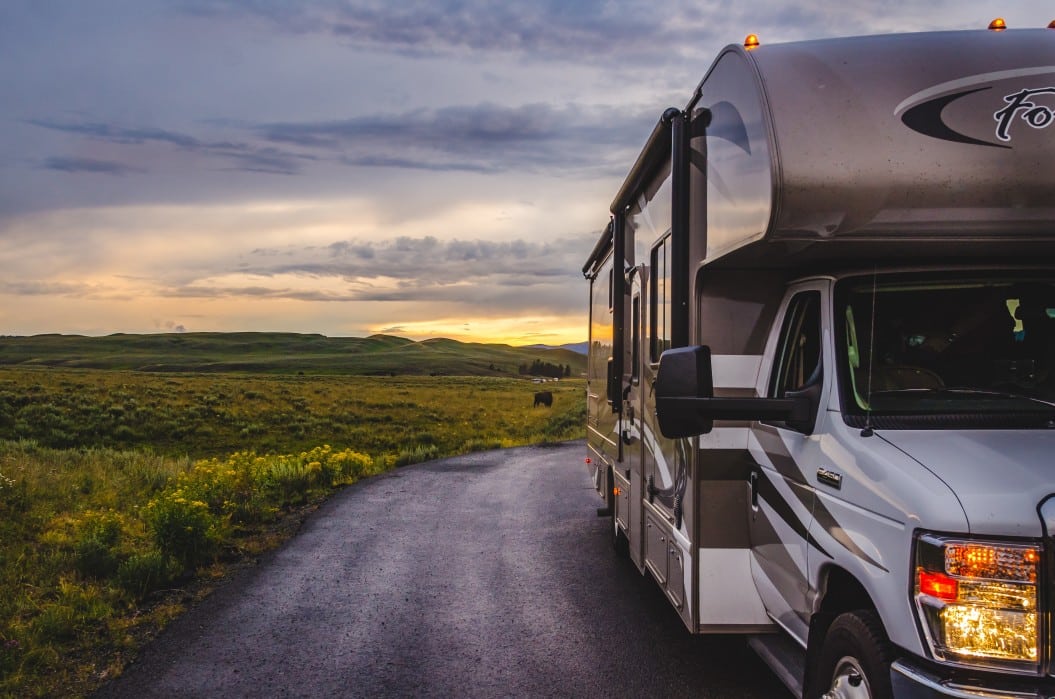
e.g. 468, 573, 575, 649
892, 658, 1055, 699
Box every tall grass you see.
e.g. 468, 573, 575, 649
0, 371, 585, 697
0, 369, 584, 458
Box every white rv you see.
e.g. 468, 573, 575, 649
583, 23, 1055, 699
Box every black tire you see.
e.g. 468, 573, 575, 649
812, 610, 893, 699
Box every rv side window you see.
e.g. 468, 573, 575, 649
650, 235, 672, 362
769, 291, 822, 398
588, 257, 615, 393
631, 293, 641, 382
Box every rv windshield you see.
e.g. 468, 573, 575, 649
835, 271, 1055, 428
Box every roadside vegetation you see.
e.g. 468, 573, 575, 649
0, 367, 584, 697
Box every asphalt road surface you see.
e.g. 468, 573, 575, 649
96, 440, 792, 698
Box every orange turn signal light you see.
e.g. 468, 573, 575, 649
613, 486, 622, 497
989, 17, 1007, 31
744, 34, 760, 50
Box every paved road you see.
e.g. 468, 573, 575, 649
96, 440, 791, 698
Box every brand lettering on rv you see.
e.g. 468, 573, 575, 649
898, 69, 1055, 148
993, 87, 1055, 141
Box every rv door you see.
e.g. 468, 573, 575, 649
621, 267, 646, 567
747, 284, 827, 643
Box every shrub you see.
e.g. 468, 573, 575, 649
395, 445, 438, 467
29, 580, 111, 645
328, 448, 375, 483
116, 551, 176, 599
258, 456, 313, 506
72, 511, 125, 579
143, 493, 221, 572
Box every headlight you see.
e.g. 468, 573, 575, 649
914, 533, 1041, 673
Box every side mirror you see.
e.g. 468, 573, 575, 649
655, 345, 814, 438
655, 346, 715, 437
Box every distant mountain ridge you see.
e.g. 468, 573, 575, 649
525, 342, 588, 355
0, 332, 586, 377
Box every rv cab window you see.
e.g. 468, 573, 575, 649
770, 291, 822, 399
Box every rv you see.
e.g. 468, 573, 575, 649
583, 23, 1055, 699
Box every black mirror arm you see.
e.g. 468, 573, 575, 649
655, 395, 811, 426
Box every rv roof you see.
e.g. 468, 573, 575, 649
695, 28, 1055, 262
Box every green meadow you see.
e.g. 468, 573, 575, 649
0, 360, 585, 697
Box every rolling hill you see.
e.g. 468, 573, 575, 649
0, 332, 587, 377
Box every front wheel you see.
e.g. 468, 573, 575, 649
813, 610, 893, 699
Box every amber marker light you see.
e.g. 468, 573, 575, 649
613, 486, 622, 497
744, 33, 760, 50
918, 568, 958, 601
988, 17, 1007, 31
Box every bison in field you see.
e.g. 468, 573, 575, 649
533, 391, 553, 407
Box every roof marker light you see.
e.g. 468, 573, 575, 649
988, 17, 1007, 31
744, 34, 760, 50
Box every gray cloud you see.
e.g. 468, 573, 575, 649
262, 102, 652, 174
42, 157, 143, 176
155, 232, 597, 313
338, 155, 498, 175
303, 235, 587, 284
29, 118, 314, 176
28, 101, 651, 181
176, 0, 724, 63
29, 120, 200, 148
0, 281, 95, 296
174, 0, 952, 64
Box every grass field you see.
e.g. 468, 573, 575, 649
0, 367, 582, 457
0, 332, 586, 377
0, 366, 585, 697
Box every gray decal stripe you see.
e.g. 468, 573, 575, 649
811, 505, 889, 573
750, 489, 823, 625
756, 473, 831, 560
752, 425, 823, 548
749, 497, 798, 560
755, 425, 888, 572
753, 424, 804, 483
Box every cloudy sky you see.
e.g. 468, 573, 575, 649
1, 2, 1052, 344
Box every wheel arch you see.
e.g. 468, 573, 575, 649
804, 564, 892, 696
